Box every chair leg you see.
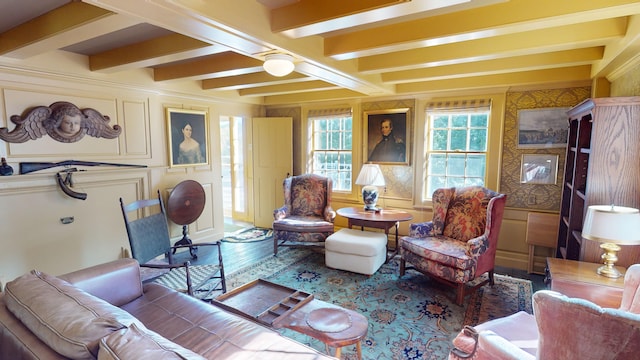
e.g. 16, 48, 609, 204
273, 236, 278, 256
217, 242, 227, 294
455, 283, 465, 306
488, 270, 495, 286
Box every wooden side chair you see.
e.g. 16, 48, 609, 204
119, 190, 226, 300
399, 186, 506, 305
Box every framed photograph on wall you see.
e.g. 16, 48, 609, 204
166, 108, 209, 167
364, 108, 410, 165
517, 107, 570, 148
520, 154, 559, 184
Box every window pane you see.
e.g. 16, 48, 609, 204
431, 130, 448, 150
451, 114, 467, 128
427, 176, 446, 197
470, 114, 488, 127
469, 129, 487, 151
432, 115, 448, 128
450, 129, 467, 150
467, 154, 486, 177
315, 131, 327, 150
428, 154, 446, 175
447, 154, 466, 176
447, 177, 466, 187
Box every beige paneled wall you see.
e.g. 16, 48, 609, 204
0, 69, 260, 285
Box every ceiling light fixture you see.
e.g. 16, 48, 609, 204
263, 53, 295, 77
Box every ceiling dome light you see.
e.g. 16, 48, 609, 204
263, 53, 295, 77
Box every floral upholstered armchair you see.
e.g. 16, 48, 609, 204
273, 174, 336, 255
449, 264, 640, 360
399, 186, 506, 305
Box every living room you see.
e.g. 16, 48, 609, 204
1, 1, 640, 358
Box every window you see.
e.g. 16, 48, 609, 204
309, 108, 353, 191
423, 100, 491, 200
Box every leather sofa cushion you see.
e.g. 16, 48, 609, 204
98, 323, 206, 360
4, 270, 144, 360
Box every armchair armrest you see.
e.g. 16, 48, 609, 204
409, 221, 433, 237
324, 206, 336, 222
273, 205, 288, 220
474, 331, 535, 360
466, 234, 489, 257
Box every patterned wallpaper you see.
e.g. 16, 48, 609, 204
362, 99, 416, 200
500, 87, 591, 210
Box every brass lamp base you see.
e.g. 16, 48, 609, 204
596, 242, 623, 278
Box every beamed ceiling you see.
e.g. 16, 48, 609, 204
2, 0, 640, 105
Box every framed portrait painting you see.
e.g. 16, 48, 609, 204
520, 154, 559, 184
517, 107, 570, 149
364, 108, 410, 165
166, 108, 209, 167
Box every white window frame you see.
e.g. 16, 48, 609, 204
414, 96, 503, 206
308, 107, 353, 192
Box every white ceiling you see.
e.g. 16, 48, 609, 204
2, 0, 640, 105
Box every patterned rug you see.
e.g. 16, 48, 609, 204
220, 247, 533, 360
222, 227, 273, 243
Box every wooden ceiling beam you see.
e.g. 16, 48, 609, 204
0, 2, 114, 57
382, 47, 605, 83
153, 52, 264, 81
238, 80, 339, 96
271, 0, 408, 32
325, 0, 640, 59
90, 33, 219, 72
395, 65, 593, 93
202, 72, 309, 90
359, 18, 625, 73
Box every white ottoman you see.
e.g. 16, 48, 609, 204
325, 228, 388, 275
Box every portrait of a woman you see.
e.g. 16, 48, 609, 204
167, 108, 208, 167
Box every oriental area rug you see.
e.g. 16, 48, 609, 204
222, 227, 273, 243
220, 247, 533, 360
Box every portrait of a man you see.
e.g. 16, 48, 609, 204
365, 109, 410, 164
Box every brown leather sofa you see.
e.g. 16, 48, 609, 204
0, 258, 335, 359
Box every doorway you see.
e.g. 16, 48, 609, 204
219, 115, 250, 229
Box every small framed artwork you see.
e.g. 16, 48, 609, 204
364, 108, 410, 165
166, 108, 209, 167
520, 154, 559, 184
517, 107, 570, 149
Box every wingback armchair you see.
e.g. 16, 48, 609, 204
273, 174, 336, 255
449, 264, 640, 360
399, 186, 506, 305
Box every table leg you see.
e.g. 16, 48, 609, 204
356, 341, 362, 360
334, 347, 341, 358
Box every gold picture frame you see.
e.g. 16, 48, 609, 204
166, 108, 209, 167
364, 108, 410, 165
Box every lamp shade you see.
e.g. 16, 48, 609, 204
355, 164, 385, 186
263, 54, 295, 77
582, 205, 640, 245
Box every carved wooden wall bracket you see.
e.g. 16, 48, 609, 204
0, 101, 121, 143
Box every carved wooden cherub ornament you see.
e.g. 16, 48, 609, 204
0, 101, 121, 143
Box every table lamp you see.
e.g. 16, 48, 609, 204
581, 205, 640, 278
355, 164, 385, 211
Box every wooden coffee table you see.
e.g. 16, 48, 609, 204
212, 279, 368, 359
337, 207, 413, 262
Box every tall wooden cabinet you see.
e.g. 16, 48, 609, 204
557, 97, 640, 268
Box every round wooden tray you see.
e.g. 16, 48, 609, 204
305, 308, 352, 333
167, 180, 205, 225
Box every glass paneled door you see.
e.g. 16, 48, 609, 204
220, 116, 248, 221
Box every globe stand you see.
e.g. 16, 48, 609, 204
167, 180, 206, 260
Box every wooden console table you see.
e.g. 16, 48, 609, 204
545, 258, 625, 308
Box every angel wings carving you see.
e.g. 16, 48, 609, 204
0, 101, 121, 143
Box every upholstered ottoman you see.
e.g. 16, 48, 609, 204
325, 228, 388, 275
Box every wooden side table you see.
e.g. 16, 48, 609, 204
336, 207, 413, 262
545, 258, 625, 308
